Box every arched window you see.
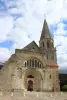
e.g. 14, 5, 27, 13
35, 60, 37, 67
33, 47, 34, 49
43, 42, 44, 47
52, 42, 53, 48
24, 58, 43, 68
47, 41, 49, 48
30, 59, 31, 67
49, 75, 51, 79
38, 61, 39, 67
32, 59, 34, 67
27, 60, 29, 67
25, 62, 26, 67
40, 64, 41, 68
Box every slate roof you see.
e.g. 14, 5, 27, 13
40, 20, 53, 40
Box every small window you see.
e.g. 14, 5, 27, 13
49, 75, 51, 79
52, 43, 53, 48
43, 42, 44, 47
25, 62, 26, 67
27, 60, 29, 66
47, 41, 49, 48
33, 47, 34, 49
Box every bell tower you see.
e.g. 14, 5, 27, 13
39, 19, 54, 50
39, 19, 56, 64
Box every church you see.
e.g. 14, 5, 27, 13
0, 19, 60, 92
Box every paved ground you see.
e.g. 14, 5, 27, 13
22, 92, 67, 100
0, 91, 67, 100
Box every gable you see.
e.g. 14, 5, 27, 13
22, 41, 41, 53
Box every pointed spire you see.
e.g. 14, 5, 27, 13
40, 19, 52, 40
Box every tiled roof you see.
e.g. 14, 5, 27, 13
47, 64, 58, 67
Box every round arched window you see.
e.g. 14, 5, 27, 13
24, 57, 43, 68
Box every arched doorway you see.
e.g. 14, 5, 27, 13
27, 75, 34, 91
23, 68, 42, 91
27, 80, 33, 91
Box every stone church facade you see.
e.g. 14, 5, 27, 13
0, 19, 60, 92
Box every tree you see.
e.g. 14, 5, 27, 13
62, 85, 67, 92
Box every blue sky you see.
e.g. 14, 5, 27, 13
0, 40, 14, 49
0, 0, 67, 73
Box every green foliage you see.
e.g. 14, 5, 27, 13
62, 85, 67, 92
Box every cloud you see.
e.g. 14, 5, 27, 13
0, 48, 10, 63
57, 53, 67, 70
54, 23, 67, 70
61, 1, 67, 19
55, 22, 67, 35
0, 15, 14, 42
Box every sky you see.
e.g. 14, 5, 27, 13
0, 0, 67, 73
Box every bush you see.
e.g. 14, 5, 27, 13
62, 85, 67, 92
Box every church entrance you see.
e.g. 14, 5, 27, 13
27, 80, 33, 91
27, 75, 34, 91
24, 69, 42, 92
